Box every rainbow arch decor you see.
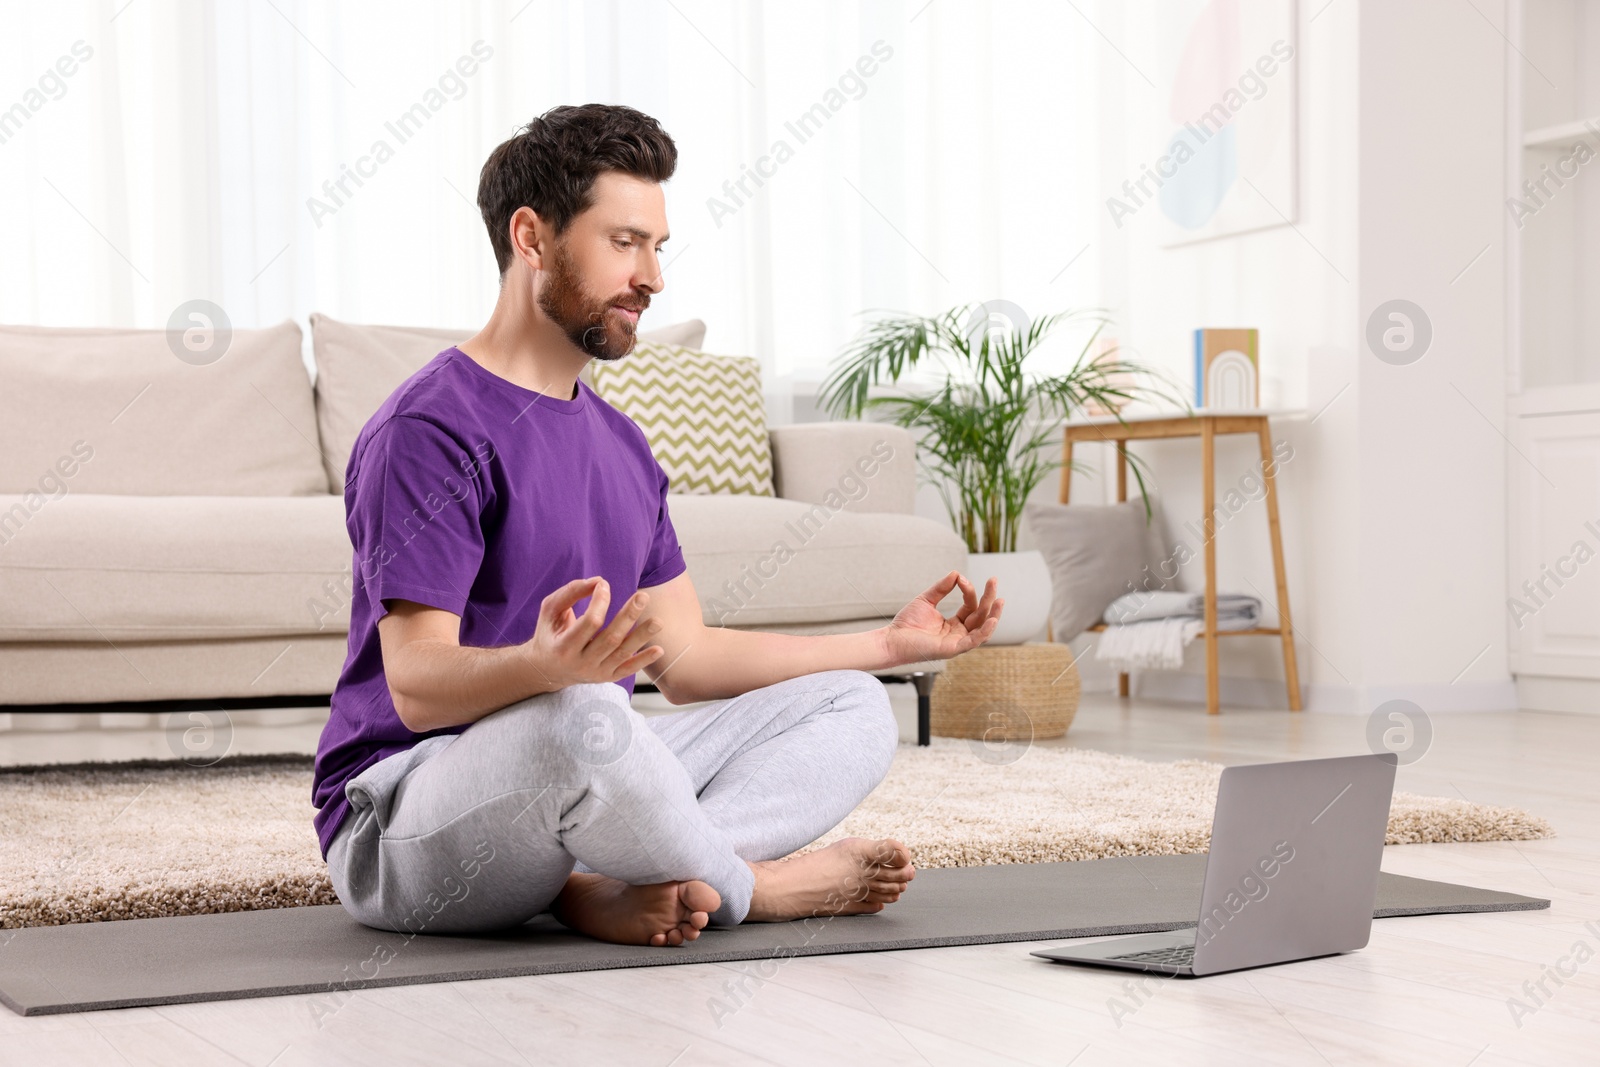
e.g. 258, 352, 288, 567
1194, 328, 1260, 409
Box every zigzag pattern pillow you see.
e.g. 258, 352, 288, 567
589, 341, 774, 496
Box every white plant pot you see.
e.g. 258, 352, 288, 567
966, 550, 1053, 645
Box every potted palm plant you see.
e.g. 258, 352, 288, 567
818, 302, 1170, 644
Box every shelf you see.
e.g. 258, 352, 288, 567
1085, 624, 1282, 637
1523, 117, 1600, 149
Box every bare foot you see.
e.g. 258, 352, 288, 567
550, 871, 721, 947
744, 836, 916, 922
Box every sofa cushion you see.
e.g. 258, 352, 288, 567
590, 342, 774, 496
0, 494, 351, 641
310, 314, 708, 492
0, 491, 966, 641
769, 423, 917, 514
0, 320, 325, 497
667, 494, 966, 627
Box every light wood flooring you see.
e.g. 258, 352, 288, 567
0, 686, 1595, 1066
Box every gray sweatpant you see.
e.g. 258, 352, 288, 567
325, 669, 899, 932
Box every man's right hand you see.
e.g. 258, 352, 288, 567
378, 578, 664, 733
524, 576, 666, 690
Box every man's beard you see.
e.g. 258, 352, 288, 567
536, 240, 647, 362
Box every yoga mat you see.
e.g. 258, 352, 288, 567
0, 853, 1547, 1016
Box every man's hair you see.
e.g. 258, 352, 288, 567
476, 103, 677, 277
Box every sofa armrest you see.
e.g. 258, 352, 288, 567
768, 422, 917, 515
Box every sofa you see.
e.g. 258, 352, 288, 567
0, 315, 967, 720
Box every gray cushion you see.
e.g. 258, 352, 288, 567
1024, 498, 1170, 642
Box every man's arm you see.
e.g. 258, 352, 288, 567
378, 577, 665, 733
637, 569, 1004, 704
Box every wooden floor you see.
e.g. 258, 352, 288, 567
1, 686, 1595, 1066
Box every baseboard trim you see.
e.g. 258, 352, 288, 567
1129, 671, 1302, 711
1514, 674, 1600, 715
1350, 681, 1519, 714
1123, 672, 1518, 714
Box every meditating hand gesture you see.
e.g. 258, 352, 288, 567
880, 571, 1005, 665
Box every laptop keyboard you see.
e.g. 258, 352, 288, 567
1107, 944, 1195, 967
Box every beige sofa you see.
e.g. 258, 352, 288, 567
0, 315, 966, 728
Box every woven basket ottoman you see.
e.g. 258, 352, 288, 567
929, 643, 1081, 741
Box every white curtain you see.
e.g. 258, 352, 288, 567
0, 0, 1108, 407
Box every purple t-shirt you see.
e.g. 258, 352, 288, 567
311, 347, 687, 859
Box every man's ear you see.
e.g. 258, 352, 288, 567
509, 206, 547, 273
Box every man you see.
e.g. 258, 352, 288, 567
313, 103, 1004, 948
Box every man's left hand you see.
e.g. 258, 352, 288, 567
880, 570, 1004, 666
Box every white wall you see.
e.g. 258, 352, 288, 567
1353, 0, 1512, 712
1074, 0, 1515, 713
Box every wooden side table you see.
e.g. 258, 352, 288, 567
1059, 409, 1302, 715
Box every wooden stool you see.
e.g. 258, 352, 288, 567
1060, 410, 1302, 715
930, 643, 1081, 741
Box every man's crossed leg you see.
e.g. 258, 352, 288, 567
326, 669, 915, 945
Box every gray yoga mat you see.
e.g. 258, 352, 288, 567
0, 853, 1548, 1016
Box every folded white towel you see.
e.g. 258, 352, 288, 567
1102, 590, 1261, 626
1094, 591, 1263, 671
1094, 616, 1202, 670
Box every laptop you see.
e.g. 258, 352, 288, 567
1030, 752, 1398, 977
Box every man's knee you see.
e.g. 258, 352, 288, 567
482, 682, 644, 768
821, 669, 899, 775
869, 678, 901, 774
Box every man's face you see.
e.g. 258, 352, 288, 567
535, 172, 669, 361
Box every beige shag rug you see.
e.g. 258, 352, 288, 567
0, 741, 1554, 928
